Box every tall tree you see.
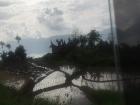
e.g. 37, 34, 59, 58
6, 44, 11, 51
15, 36, 21, 44
87, 30, 100, 48
15, 45, 27, 61
0, 41, 5, 51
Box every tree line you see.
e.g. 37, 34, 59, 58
42, 30, 114, 70
0, 36, 27, 72
0, 29, 140, 98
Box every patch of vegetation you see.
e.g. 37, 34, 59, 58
0, 83, 124, 105
89, 90, 124, 105
41, 30, 115, 69
0, 84, 61, 105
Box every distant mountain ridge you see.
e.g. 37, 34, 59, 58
9, 35, 71, 58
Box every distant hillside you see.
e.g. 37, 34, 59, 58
8, 35, 70, 58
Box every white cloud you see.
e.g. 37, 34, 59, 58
0, 0, 111, 42
0, 1, 14, 7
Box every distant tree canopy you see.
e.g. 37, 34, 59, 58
41, 29, 140, 73
42, 30, 115, 71
15, 45, 27, 61
0, 37, 28, 72
0, 45, 27, 71
15, 36, 21, 44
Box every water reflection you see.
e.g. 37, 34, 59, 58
2, 66, 120, 105
33, 67, 119, 105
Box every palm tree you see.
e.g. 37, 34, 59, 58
87, 30, 100, 48
0, 41, 5, 51
6, 44, 11, 51
15, 36, 21, 44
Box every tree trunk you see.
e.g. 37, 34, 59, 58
19, 78, 35, 96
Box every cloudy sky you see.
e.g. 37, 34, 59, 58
0, 0, 112, 57
0, 0, 111, 42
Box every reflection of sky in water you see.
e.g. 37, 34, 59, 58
4, 67, 120, 105
34, 71, 91, 105
33, 68, 119, 105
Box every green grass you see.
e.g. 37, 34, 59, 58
0, 84, 61, 105
80, 86, 124, 105
89, 90, 124, 105
0, 83, 124, 105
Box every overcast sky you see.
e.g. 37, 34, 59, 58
0, 0, 111, 42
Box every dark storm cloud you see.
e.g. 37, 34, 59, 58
114, 0, 140, 30
114, 0, 140, 45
